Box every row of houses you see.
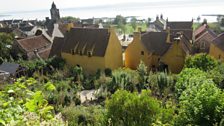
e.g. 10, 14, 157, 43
1, 3, 224, 77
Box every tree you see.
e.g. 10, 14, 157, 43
185, 54, 218, 72
175, 80, 224, 126
202, 18, 207, 25
106, 90, 160, 126
221, 18, 224, 27
114, 15, 127, 34
197, 16, 201, 23
0, 33, 14, 63
61, 16, 80, 23
130, 17, 137, 31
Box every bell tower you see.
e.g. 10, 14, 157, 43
50, 2, 60, 22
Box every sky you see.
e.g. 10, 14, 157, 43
0, 0, 224, 22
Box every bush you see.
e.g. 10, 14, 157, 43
104, 68, 112, 77
62, 105, 106, 126
175, 68, 207, 99
185, 54, 218, 71
106, 90, 161, 126
175, 81, 224, 126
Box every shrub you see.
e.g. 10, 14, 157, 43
106, 90, 160, 126
185, 53, 218, 71
175, 81, 224, 126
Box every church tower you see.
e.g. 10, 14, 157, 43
50, 2, 60, 22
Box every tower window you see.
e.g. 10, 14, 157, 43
141, 51, 144, 55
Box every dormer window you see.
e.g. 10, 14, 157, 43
78, 50, 83, 55
88, 51, 92, 57
71, 49, 75, 55
141, 51, 144, 55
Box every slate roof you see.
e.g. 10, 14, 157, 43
141, 32, 171, 56
38, 47, 51, 59
20, 26, 34, 32
16, 35, 51, 52
167, 21, 193, 29
49, 37, 64, 57
0, 28, 13, 33
0, 62, 20, 75
62, 28, 110, 57
212, 33, 224, 51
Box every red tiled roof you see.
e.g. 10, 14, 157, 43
194, 24, 208, 39
17, 35, 51, 52
195, 29, 217, 43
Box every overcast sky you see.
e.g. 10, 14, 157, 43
0, 0, 224, 21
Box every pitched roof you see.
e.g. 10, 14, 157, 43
141, 32, 171, 56
17, 35, 51, 52
38, 47, 51, 59
62, 28, 111, 57
212, 33, 224, 51
167, 21, 193, 29
0, 28, 13, 33
20, 26, 34, 32
194, 24, 208, 38
49, 37, 64, 57
195, 29, 217, 43
0, 62, 20, 74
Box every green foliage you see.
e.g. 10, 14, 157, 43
130, 17, 137, 31
208, 63, 224, 89
175, 81, 224, 126
62, 105, 106, 126
61, 16, 80, 23
108, 68, 139, 93
0, 77, 66, 125
175, 68, 207, 99
137, 61, 148, 90
106, 90, 161, 126
0, 33, 14, 63
104, 68, 112, 77
185, 53, 218, 71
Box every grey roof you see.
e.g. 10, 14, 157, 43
167, 21, 193, 29
20, 26, 34, 32
62, 28, 110, 57
0, 62, 20, 74
49, 37, 64, 57
141, 32, 171, 56
212, 33, 224, 51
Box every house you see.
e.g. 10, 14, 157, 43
125, 31, 191, 73
193, 24, 217, 53
160, 33, 191, 73
61, 28, 123, 73
13, 35, 52, 60
165, 20, 193, 41
209, 33, 224, 61
147, 14, 166, 32
0, 62, 25, 78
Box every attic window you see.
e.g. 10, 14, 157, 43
219, 55, 221, 59
71, 49, 75, 55
78, 50, 83, 55
141, 51, 144, 55
88, 51, 92, 57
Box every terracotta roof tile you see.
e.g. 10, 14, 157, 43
17, 35, 51, 52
